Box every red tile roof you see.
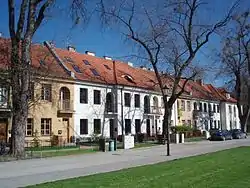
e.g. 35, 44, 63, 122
0, 37, 237, 103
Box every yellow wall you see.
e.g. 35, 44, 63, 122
8, 78, 75, 147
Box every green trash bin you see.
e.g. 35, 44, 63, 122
109, 140, 114, 151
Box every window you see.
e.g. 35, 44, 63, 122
233, 106, 236, 116
104, 64, 111, 70
41, 118, 51, 136
41, 84, 52, 101
83, 60, 91, 65
0, 87, 7, 103
187, 120, 191, 126
204, 103, 207, 112
193, 102, 197, 110
217, 105, 220, 113
26, 118, 33, 136
229, 105, 232, 113
161, 97, 164, 108
124, 93, 131, 107
80, 119, 88, 134
218, 120, 220, 128
208, 104, 212, 112
135, 119, 141, 133
94, 90, 101, 104
214, 120, 217, 128
125, 119, 131, 134
94, 119, 101, 134
199, 102, 203, 111
64, 56, 74, 63
213, 104, 216, 112
187, 101, 191, 111
134, 94, 140, 108
39, 60, 46, 66
90, 68, 100, 76
122, 74, 134, 83
80, 88, 88, 103
181, 100, 185, 111
182, 120, 186, 125
72, 64, 81, 73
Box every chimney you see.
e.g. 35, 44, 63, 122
196, 79, 203, 86
140, 66, 147, 70
104, 56, 112, 60
67, 45, 76, 52
128, 62, 133, 67
226, 93, 231, 99
85, 51, 95, 56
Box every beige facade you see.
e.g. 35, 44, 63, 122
177, 98, 193, 126
7, 78, 75, 146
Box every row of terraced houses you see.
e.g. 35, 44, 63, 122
0, 37, 240, 145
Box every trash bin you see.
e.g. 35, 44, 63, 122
109, 140, 114, 151
99, 138, 106, 152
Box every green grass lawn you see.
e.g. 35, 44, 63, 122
26, 147, 250, 188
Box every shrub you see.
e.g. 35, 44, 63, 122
50, 133, 59, 146
171, 125, 193, 133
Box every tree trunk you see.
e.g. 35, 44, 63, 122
162, 104, 172, 156
10, 39, 30, 157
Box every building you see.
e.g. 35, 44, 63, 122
0, 37, 241, 145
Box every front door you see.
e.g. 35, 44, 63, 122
110, 119, 114, 139
62, 118, 70, 143
146, 119, 151, 136
0, 119, 7, 143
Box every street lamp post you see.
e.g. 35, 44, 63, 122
163, 85, 171, 156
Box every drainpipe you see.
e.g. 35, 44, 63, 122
121, 87, 124, 138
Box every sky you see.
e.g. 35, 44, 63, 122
0, 0, 249, 87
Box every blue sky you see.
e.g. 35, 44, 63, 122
0, 0, 249, 87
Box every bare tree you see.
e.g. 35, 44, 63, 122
100, 0, 238, 155
6, 0, 91, 157
219, 10, 250, 132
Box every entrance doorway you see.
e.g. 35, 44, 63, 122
0, 119, 7, 142
62, 118, 70, 143
146, 119, 151, 136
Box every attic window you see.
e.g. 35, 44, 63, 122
64, 56, 74, 63
39, 60, 46, 66
122, 74, 134, 83
83, 60, 91, 65
90, 68, 100, 76
104, 64, 111, 70
72, 64, 81, 73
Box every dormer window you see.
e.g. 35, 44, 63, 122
122, 74, 134, 83
64, 56, 74, 63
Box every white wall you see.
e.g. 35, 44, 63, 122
73, 82, 178, 138
221, 102, 240, 130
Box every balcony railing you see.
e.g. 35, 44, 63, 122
58, 99, 74, 113
144, 106, 162, 115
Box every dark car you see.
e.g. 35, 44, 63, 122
210, 130, 232, 141
230, 129, 247, 139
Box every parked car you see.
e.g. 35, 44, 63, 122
210, 130, 232, 141
230, 129, 247, 139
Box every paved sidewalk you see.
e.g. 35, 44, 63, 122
0, 139, 249, 188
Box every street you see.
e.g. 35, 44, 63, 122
0, 139, 250, 188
